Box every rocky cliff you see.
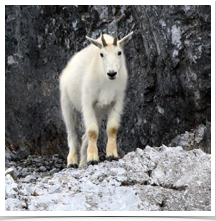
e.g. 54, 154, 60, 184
5, 5, 211, 158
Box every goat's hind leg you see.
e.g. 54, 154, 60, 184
61, 93, 78, 168
67, 133, 78, 168
79, 133, 88, 167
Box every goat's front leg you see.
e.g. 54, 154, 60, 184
82, 103, 99, 166
106, 126, 119, 161
106, 99, 123, 161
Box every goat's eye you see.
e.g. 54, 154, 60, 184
118, 51, 122, 56
100, 53, 104, 57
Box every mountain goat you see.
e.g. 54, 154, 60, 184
60, 31, 133, 168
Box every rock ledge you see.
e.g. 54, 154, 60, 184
5, 145, 211, 211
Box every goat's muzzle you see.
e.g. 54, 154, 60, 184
107, 72, 117, 80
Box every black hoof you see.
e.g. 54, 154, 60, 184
68, 164, 78, 169
87, 160, 99, 166
106, 155, 119, 162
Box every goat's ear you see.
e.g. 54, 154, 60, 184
118, 31, 134, 47
86, 36, 102, 49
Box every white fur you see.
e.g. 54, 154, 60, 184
59, 32, 133, 167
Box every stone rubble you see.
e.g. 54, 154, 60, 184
5, 145, 211, 211
5, 152, 67, 179
169, 123, 211, 154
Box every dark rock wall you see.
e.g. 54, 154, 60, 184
120, 5, 211, 153
5, 5, 211, 158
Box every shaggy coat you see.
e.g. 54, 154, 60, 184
60, 32, 133, 168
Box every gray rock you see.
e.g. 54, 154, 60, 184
49, 184, 62, 194
169, 123, 211, 153
52, 154, 60, 161
42, 178, 48, 183
50, 168, 59, 175
22, 175, 36, 183
5, 146, 211, 211
23, 184, 34, 196
5, 198, 27, 211
48, 180, 56, 185
5, 146, 16, 161
39, 166, 47, 172
5, 167, 18, 180
14, 146, 30, 161
5, 5, 210, 158
5, 174, 18, 199
18, 167, 31, 178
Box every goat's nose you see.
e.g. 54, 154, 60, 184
107, 72, 117, 78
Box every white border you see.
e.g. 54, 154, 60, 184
2, 0, 215, 218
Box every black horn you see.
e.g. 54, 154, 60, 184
113, 32, 118, 46
101, 34, 107, 47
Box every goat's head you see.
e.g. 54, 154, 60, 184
86, 31, 133, 80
